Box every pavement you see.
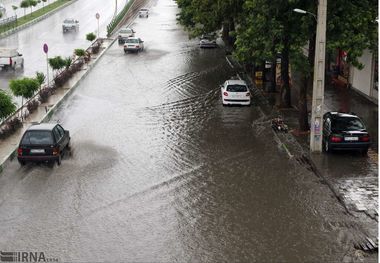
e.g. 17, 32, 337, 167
235, 61, 379, 252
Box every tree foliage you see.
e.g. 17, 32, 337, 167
86, 32, 96, 42
0, 91, 16, 120
48, 56, 66, 72
10, 78, 40, 99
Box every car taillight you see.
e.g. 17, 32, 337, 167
9, 57, 12, 65
18, 148, 22, 156
330, 136, 342, 143
136, 45, 139, 48
360, 135, 370, 142
246, 92, 250, 97
53, 148, 59, 155
223, 92, 228, 96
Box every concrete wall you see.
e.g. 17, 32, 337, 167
351, 49, 377, 103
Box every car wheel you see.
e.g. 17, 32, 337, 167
57, 154, 62, 166
324, 139, 331, 153
361, 148, 369, 156
18, 160, 26, 166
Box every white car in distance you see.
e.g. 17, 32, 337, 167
139, 8, 149, 18
221, 79, 251, 106
123, 37, 144, 53
118, 27, 136, 43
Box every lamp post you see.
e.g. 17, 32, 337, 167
293, 2, 327, 153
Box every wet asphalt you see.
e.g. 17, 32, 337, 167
0, 0, 376, 262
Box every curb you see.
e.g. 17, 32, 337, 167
0, 0, 78, 39
0, 37, 116, 175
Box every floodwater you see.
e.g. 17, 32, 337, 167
0, 0, 375, 262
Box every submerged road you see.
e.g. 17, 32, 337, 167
0, 0, 374, 262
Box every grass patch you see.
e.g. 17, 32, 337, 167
0, 0, 71, 33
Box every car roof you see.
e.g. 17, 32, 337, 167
326, 112, 360, 119
225, 79, 247, 86
140, 8, 148, 10
27, 123, 57, 131
126, 37, 139, 40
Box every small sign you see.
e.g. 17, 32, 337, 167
43, 43, 48, 54
96, 13, 100, 19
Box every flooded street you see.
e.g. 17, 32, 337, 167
0, 0, 376, 262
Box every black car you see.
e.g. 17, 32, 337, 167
322, 112, 371, 154
17, 123, 70, 166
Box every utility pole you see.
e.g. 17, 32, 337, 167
310, 0, 327, 152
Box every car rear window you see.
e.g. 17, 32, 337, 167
126, 38, 139, 43
21, 131, 54, 145
332, 117, 365, 132
226, 85, 248, 92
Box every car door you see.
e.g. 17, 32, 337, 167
52, 126, 64, 151
57, 125, 69, 148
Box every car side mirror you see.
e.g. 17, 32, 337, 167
75, 20, 79, 23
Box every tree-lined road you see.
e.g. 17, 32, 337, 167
0, 0, 371, 262
0, 0, 127, 96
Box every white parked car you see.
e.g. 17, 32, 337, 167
123, 37, 144, 53
62, 18, 79, 32
221, 79, 251, 106
118, 27, 136, 43
139, 8, 149, 18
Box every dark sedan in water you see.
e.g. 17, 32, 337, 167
17, 123, 70, 166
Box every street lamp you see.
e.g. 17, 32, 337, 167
293, 2, 327, 153
293, 8, 317, 22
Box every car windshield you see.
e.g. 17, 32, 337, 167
21, 131, 54, 145
126, 39, 139, 43
64, 19, 74, 24
332, 117, 365, 132
120, 29, 131, 34
226, 85, 248, 92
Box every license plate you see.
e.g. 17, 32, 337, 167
30, 149, 45, 154
345, 137, 358, 141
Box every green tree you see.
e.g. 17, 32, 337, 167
28, 0, 38, 15
10, 78, 40, 118
41, 0, 47, 8
0, 91, 16, 121
35, 71, 46, 90
86, 32, 96, 42
20, 0, 30, 17
48, 56, 66, 75
74, 48, 86, 57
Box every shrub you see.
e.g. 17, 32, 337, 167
38, 88, 50, 103
74, 48, 86, 57
26, 99, 39, 113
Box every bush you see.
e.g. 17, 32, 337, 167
74, 48, 86, 57
0, 117, 23, 139
38, 88, 50, 103
26, 99, 39, 113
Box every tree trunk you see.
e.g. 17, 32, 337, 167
268, 56, 277, 92
280, 35, 291, 108
298, 74, 309, 131
298, 33, 316, 131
